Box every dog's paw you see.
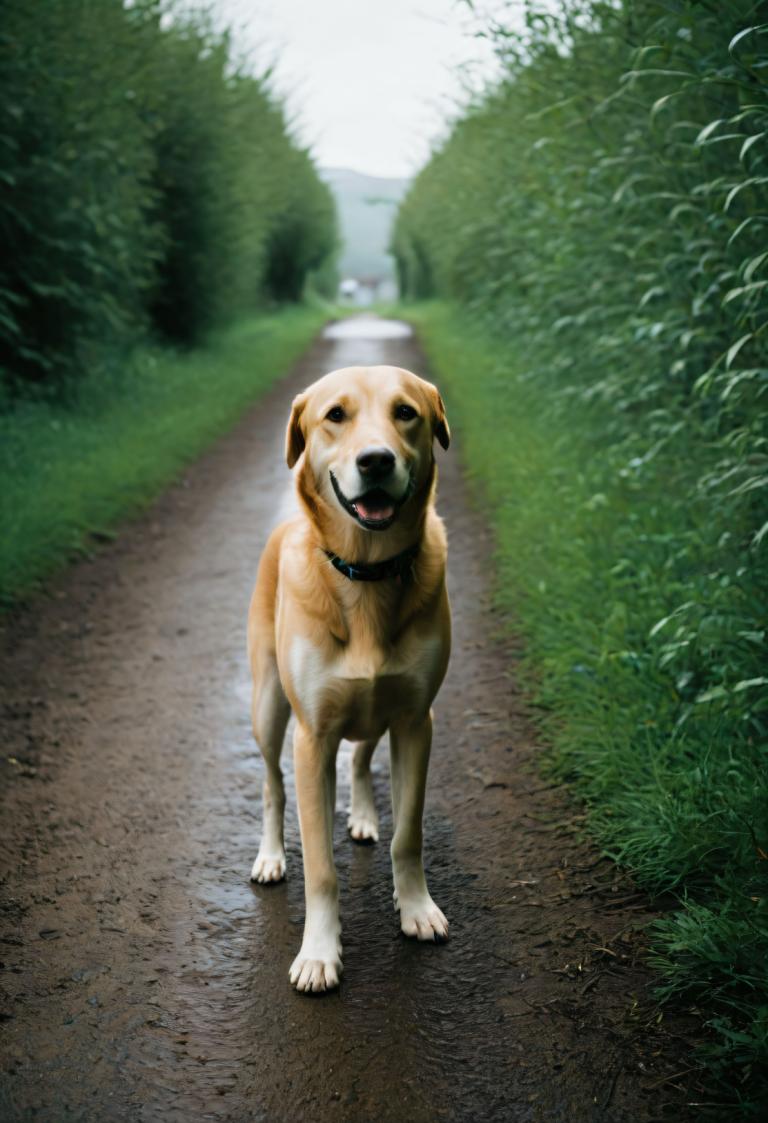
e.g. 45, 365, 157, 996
397, 894, 449, 942
250, 851, 286, 884
289, 950, 343, 993
347, 810, 379, 844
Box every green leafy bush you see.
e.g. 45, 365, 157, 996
0, 1, 160, 394
0, 0, 336, 393
144, 15, 336, 340
395, 1, 768, 1108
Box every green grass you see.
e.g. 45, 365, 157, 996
0, 305, 327, 604
410, 300, 768, 1116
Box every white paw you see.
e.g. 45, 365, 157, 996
397, 894, 449, 942
347, 810, 379, 843
250, 851, 286, 884
289, 950, 343, 993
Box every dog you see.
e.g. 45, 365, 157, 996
247, 363, 451, 992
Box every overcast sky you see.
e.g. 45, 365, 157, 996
214, 0, 502, 179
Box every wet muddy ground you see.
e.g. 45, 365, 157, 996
1, 318, 703, 1120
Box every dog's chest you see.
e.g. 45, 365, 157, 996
286, 631, 441, 741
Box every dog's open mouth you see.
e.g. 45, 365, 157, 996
351, 488, 395, 524
330, 473, 403, 531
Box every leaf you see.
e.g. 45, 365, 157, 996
733, 677, 768, 692
726, 334, 752, 368
651, 92, 683, 121
729, 25, 768, 57
649, 603, 694, 638
693, 367, 715, 394
640, 285, 665, 308
728, 216, 759, 245
724, 177, 768, 212
721, 368, 767, 400
728, 475, 768, 498
669, 202, 699, 221
695, 120, 724, 145
723, 281, 768, 304
744, 252, 768, 282
624, 68, 694, 80
740, 133, 765, 162
695, 686, 728, 704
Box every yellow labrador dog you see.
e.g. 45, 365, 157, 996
247, 364, 451, 993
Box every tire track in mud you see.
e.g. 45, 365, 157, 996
0, 317, 699, 1121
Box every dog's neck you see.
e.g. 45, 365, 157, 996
318, 513, 426, 569
324, 541, 420, 583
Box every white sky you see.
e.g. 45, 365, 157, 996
213, 0, 503, 179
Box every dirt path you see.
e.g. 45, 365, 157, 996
0, 317, 699, 1121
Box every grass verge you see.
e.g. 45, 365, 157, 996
410, 301, 768, 1117
0, 305, 327, 604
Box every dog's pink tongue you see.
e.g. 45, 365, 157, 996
354, 498, 394, 521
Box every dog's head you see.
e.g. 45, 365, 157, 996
286, 365, 449, 536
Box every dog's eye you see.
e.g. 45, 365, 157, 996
326, 405, 345, 422
394, 404, 417, 422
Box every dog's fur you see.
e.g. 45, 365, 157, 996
247, 364, 451, 992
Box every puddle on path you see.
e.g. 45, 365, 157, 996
323, 316, 413, 341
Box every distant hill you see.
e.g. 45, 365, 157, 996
321, 167, 409, 282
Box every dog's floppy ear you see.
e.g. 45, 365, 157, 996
285, 393, 307, 469
431, 387, 450, 450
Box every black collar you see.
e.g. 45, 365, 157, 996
324, 542, 419, 582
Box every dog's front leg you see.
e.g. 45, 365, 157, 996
389, 713, 449, 941
289, 722, 342, 992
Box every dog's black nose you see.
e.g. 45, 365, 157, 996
356, 446, 395, 478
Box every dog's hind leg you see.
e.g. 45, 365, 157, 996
347, 738, 379, 843
250, 657, 290, 884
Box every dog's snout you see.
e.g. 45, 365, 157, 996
356, 446, 395, 479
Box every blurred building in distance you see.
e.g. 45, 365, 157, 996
321, 168, 407, 304
338, 276, 398, 306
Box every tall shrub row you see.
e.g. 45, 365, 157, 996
0, 0, 336, 398
394, 0, 768, 1100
